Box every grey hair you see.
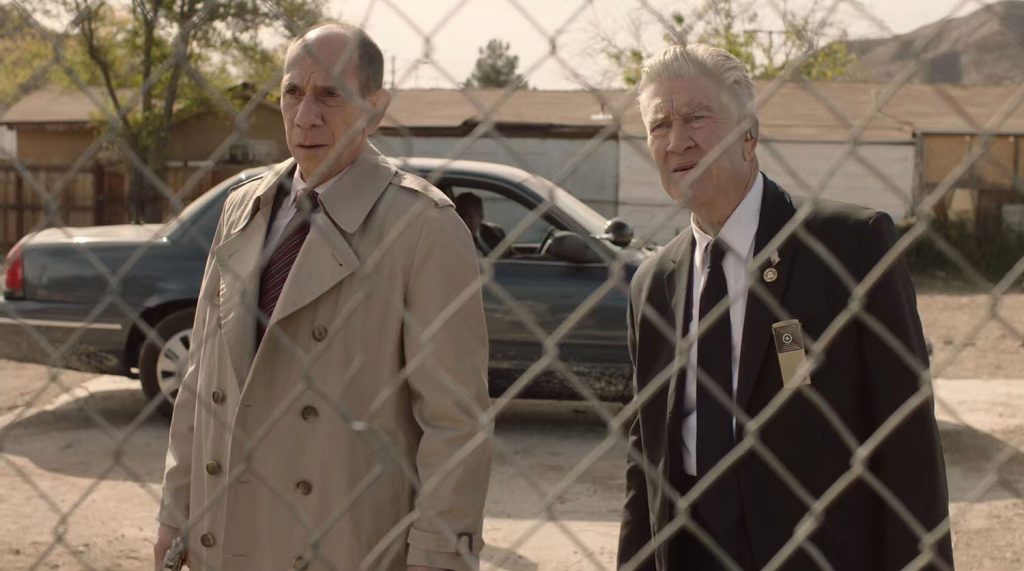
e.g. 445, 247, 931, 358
637, 44, 757, 135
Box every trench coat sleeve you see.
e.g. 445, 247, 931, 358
156, 212, 226, 528
402, 203, 492, 571
859, 212, 954, 569
618, 293, 657, 571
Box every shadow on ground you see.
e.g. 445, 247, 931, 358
940, 419, 1024, 503
0, 383, 166, 484
1, 387, 1020, 509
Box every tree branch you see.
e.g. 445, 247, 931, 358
77, 2, 125, 121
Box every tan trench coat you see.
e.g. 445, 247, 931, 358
158, 147, 492, 571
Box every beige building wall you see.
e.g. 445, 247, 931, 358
167, 105, 287, 163
1019, 138, 1024, 182
922, 133, 1017, 190
972, 136, 1015, 190
15, 128, 97, 165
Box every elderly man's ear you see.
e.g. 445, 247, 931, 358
742, 118, 759, 161
365, 88, 391, 135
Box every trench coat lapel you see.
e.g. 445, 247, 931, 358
264, 146, 396, 330
735, 176, 799, 412
213, 161, 292, 387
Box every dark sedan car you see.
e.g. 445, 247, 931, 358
1, 158, 650, 416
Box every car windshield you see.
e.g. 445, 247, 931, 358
516, 174, 610, 238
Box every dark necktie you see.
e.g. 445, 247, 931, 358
257, 189, 317, 343
696, 239, 735, 476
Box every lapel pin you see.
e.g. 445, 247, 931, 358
763, 249, 781, 283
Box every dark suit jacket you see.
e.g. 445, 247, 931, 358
478, 221, 506, 253
618, 176, 953, 570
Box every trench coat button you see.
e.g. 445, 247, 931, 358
295, 480, 313, 496
205, 461, 222, 476
200, 533, 216, 548
211, 390, 225, 404
300, 405, 319, 422
292, 555, 310, 571
311, 324, 328, 342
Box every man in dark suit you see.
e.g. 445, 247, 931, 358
617, 44, 953, 570
454, 191, 507, 255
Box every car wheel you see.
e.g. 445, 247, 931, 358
139, 308, 195, 419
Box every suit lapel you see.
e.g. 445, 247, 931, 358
652, 232, 696, 499
660, 233, 694, 437
662, 233, 694, 340
214, 162, 292, 387
736, 176, 799, 411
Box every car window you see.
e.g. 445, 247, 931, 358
185, 191, 229, 246
163, 168, 266, 241
165, 180, 233, 246
450, 185, 555, 244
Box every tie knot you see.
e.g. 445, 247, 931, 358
296, 187, 319, 213
708, 239, 727, 267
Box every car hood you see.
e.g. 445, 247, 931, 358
24, 224, 166, 247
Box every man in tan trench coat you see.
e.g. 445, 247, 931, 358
153, 22, 492, 571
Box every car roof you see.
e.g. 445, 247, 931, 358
392, 157, 533, 185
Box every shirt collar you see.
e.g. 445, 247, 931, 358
690, 171, 764, 264
290, 165, 350, 206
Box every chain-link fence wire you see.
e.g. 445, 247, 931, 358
0, 0, 1022, 569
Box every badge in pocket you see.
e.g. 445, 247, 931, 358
772, 319, 810, 389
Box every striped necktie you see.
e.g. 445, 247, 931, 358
257, 188, 318, 343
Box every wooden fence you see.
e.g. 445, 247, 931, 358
0, 161, 253, 253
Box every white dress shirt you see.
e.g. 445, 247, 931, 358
679, 172, 764, 476
263, 167, 347, 256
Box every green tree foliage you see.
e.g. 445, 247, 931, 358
608, 0, 856, 86
8, 0, 323, 221
465, 39, 529, 89
0, 4, 62, 106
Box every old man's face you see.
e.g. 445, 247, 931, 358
640, 73, 755, 214
280, 31, 385, 185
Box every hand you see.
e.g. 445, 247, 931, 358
153, 523, 183, 571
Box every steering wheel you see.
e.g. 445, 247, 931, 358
537, 227, 558, 255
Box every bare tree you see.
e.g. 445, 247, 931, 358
591, 0, 856, 87
19, 0, 322, 222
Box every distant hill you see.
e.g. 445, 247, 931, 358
846, 0, 1024, 85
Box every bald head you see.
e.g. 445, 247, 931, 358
280, 21, 390, 184
287, 22, 384, 96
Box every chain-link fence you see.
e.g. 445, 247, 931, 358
1, 0, 1022, 569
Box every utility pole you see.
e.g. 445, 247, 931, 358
390, 54, 396, 89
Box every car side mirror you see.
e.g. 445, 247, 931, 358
545, 231, 603, 264
601, 218, 634, 247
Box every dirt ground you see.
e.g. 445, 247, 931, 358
916, 286, 1024, 380
0, 288, 1021, 570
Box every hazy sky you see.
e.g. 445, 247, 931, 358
328, 0, 980, 89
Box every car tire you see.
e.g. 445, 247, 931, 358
139, 308, 195, 419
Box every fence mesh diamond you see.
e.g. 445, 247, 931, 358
1, 0, 1022, 570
